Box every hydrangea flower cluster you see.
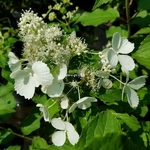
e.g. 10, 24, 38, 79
8, 10, 147, 147
18, 10, 86, 65
8, 10, 89, 146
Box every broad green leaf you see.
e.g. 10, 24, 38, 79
113, 113, 141, 131
131, 10, 150, 27
77, 110, 121, 147
92, 0, 111, 10
49, 143, 75, 150
84, 133, 141, 150
95, 88, 121, 103
30, 136, 48, 150
6, 146, 21, 150
46, 98, 59, 119
0, 93, 16, 115
135, 27, 150, 35
0, 54, 7, 68
77, 8, 119, 27
133, 34, 150, 69
0, 82, 14, 97
2, 68, 12, 81
21, 113, 41, 135
138, 0, 150, 11
0, 129, 14, 145
125, 86, 139, 108
32, 94, 47, 104
106, 26, 128, 38
128, 75, 147, 90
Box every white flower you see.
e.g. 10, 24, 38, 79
36, 103, 50, 122
10, 61, 54, 99
69, 97, 97, 113
51, 118, 79, 146
60, 96, 69, 109
8, 52, 21, 72
107, 32, 135, 71
45, 64, 67, 97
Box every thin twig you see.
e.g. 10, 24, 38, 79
0, 126, 32, 141
125, 0, 131, 38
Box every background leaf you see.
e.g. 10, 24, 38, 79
113, 113, 141, 131
77, 110, 121, 148
0, 82, 14, 97
21, 112, 41, 135
138, 0, 150, 11
133, 34, 150, 69
106, 26, 128, 38
0, 93, 16, 115
77, 8, 119, 27
30, 136, 48, 150
84, 133, 141, 150
92, 0, 111, 10
6, 146, 21, 150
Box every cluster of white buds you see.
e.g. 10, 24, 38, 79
18, 10, 86, 65
65, 32, 87, 56
62, 7, 79, 20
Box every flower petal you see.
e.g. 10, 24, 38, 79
52, 131, 66, 146
125, 86, 139, 108
112, 32, 121, 52
69, 103, 78, 113
118, 37, 134, 54
67, 130, 79, 145
51, 118, 65, 130
36, 104, 50, 122
32, 61, 53, 86
64, 122, 75, 132
107, 48, 118, 67
78, 102, 91, 110
46, 78, 64, 97
14, 75, 36, 99
10, 70, 30, 79
76, 97, 97, 104
77, 97, 97, 110
58, 64, 67, 80
118, 55, 135, 71
8, 52, 21, 72
60, 97, 69, 109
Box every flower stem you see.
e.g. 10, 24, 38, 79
125, 0, 131, 38
110, 74, 125, 85
0, 126, 32, 141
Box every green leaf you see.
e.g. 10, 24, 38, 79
21, 112, 41, 135
92, 0, 111, 10
2, 68, 12, 81
77, 8, 119, 27
128, 75, 147, 90
84, 133, 141, 150
135, 27, 150, 35
131, 10, 150, 27
46, 98, 60, 119
112, 113, 141, 131
0, 129, 14, 145
77, 110, 121, 148
94, 88, 121, 103
0, 93, 16, 115
0, 82, 14, 97
138, 0, 150, 11
30, 136, 48, 150
49, 143, 75, 150
133, 34, 150, 69
6, 146, 21, 150
0, 53, 7, 68
106, 26, 128, 38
